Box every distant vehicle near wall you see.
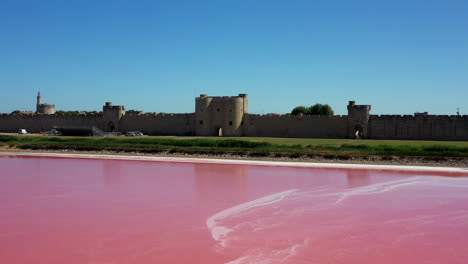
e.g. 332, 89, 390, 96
126, 131, 143, 136
45, 129, 61, 136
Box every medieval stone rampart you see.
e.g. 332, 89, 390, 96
0, 93, 467, 140
243, 114, 348, 138
0, 113, 105, 133
120, 113, 195, 136
368, 115, 468, 141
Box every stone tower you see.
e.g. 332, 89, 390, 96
195, 94, 248, 136
36, 91, 56, 115
347, 101, 371, 138
103, 102, 125, 132
37, 91, 42, 106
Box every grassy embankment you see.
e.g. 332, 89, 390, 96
0, 135, 467, 159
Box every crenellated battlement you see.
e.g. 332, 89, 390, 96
246, 113, 347, 120
370, 114, 468, 120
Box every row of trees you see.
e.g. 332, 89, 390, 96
291, 104, 334, 116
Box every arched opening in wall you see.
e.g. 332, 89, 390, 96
217, 127, 223, 137
229, 121, 233, 126
108, 121, 116, 132
354, 124, 363, 139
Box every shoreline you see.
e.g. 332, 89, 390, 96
1, 149, 468, 175
1, 135, 467, 168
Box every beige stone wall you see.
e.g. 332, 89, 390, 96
243, 114, 349, 138
369, 115, 468, 140
1, 96, 467, 141
1, 112, 467, 140
120, 113, 195, 135
0, 113, 105, 133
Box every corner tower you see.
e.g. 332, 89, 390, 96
195, 94, 248, 136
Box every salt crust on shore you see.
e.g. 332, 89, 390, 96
0, 151, 467, 174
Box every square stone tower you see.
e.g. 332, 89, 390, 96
103, 102, 125, 132
347, 101, 371, 138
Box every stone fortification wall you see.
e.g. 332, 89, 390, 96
368, 115, 468, 141
0, 113, 105, 133
243, 114, 348, 138
195, 94, 247, 136
3, 94, 467, 141
120, 113, 195, 136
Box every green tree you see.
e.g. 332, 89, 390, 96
309, 104, 334, 116
290, 104, 334, 116
11, 110, 21, 114
291, 106, 309, 115
309, 104, 323, 115
320, 104, 334, 116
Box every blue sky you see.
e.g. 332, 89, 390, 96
1, 0, 467, 115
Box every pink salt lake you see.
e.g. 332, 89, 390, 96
1, 154, 468, 264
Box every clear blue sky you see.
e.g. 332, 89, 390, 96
1, 0, 467, 115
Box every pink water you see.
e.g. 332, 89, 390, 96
1, 156, 468, 264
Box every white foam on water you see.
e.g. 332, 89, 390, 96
224, 240, 308, 264
213, 176, 468, 264
331, 175, 468, 205
206, 189, 297, 247
332, 176, 436, 204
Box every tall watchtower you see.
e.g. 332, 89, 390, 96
347, 101, 371, 138
103, 102, 126, 132
37, 91, 42, 106
36, 91, 56, 114
195, 94, 248, 136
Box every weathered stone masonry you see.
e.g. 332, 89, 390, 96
1, 94, 467, 140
